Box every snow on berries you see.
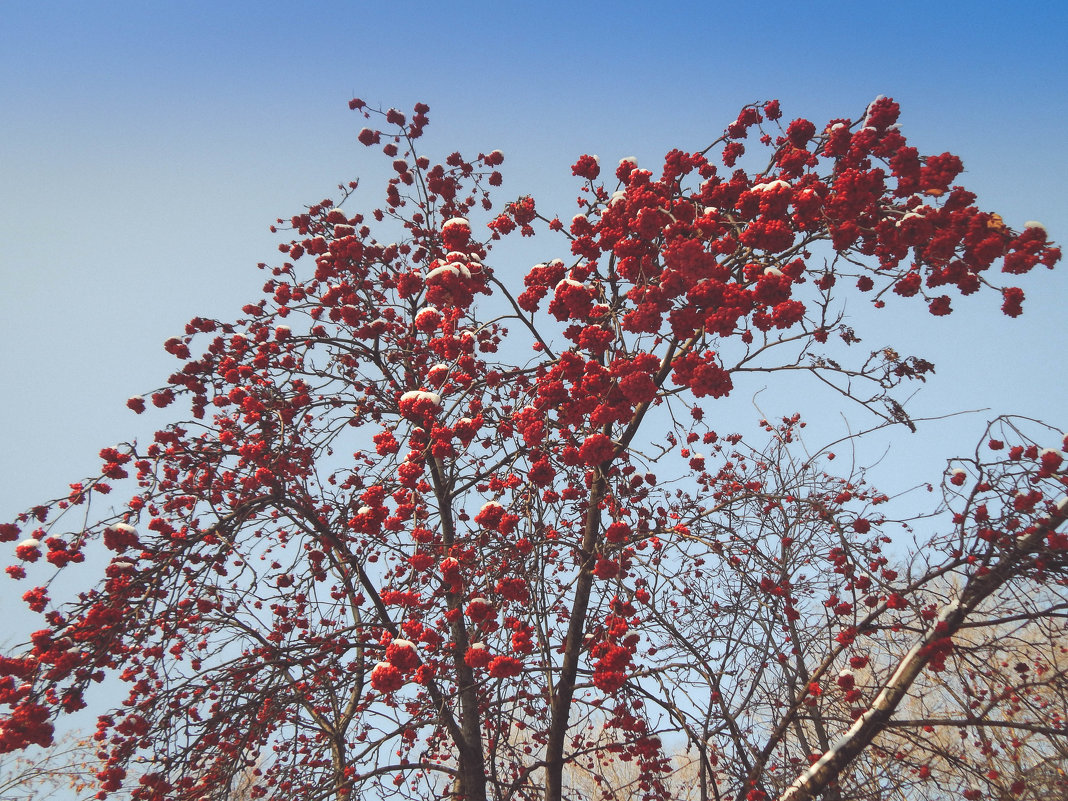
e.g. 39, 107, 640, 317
398, 390, 442, 419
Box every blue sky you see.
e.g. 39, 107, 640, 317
0, 1, 1066, 786
1, 0, 1066, 523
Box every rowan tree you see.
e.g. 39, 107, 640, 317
0, 730, 131, 800
1, 97, 1065, 801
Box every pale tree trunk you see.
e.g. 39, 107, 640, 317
779, 500, 1067, 801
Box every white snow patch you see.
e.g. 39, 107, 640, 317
751, 179, 790, 192
425, 264, 463, 283
554, 278, 586, 292
897, 210, 927, 226
399, 390, 441, 406
864, 94, 887, 122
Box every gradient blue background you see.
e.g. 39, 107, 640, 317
2, 0, 1066, 548
1, 0, 1066, 658
3, 0, 1066, 531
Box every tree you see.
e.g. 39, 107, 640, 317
0, 727, 260, 801
0, 729, 133, 801
1, 97, 1065, 801
867, 602, 1068, 801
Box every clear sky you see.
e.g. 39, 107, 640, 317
1, 0, 1066, 527
0, 1, 1066, 789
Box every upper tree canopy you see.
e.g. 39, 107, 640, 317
2, 98, 1065, 801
